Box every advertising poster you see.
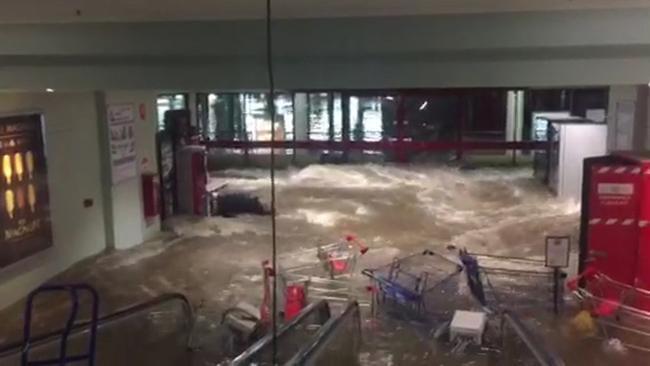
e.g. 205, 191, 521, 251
0, 114, 53, 268
108, 104, 137, 184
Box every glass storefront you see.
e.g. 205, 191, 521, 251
198, 92, 294, 153
157, 94, 188, 131
349, 96, 390, 142
308, 93, 330, 141
198, 92, 398, 147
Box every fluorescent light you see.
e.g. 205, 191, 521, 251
419, 101, 428, 111
45, 88, 55, 93
386, 96, 394, 101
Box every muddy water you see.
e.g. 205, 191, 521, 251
207, 164, 585, 365
215, 164, 580, 258
0, 164, 589, 365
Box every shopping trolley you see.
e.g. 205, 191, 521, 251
362, 249, 464, 322
570, 269, 650, 352
460, 250, 564, 314
261, 235, 371, 315
317, 235, 369, 279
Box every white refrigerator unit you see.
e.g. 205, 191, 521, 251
547, 120, 608, 202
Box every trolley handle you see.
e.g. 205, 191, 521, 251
344, 234, 369, 255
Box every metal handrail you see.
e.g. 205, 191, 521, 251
284, 301, 361, 366
231, 300, 331, 366
467, 252, 548, 265
0, 293, 194, 359
502, 311, 565, 366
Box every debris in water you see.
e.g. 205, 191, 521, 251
433, 321, 450, 339
603, 338, 628, 355
570, 310, 597, 338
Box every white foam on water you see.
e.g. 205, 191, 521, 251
355, 205, 371, 216
166, 215, 269, 238
289, 165, 394, 189
292, 208, 356, 227
96, 237, 184, 269
213, 218, 269, 237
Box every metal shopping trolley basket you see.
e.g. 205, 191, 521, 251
271, 235, 370, 307
569, 269, 650, 352
317, 235, 369, 279
460, 250, 564, 314
362, 249, 464, 322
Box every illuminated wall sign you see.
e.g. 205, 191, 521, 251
0, 114, 53, 268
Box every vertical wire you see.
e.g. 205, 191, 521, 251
265, 0, 278, 363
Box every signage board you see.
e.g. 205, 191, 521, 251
107, 104, 137, 184
0, 113, 53, 267
545, 236, 571, 268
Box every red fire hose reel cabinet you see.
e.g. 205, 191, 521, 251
582, 153, 650, 310
142, 173, 159, 219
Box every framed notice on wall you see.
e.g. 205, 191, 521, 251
0, 113, 53, 268
107, 104, 137, 184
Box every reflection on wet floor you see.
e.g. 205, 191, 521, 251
4, 164, 637, 365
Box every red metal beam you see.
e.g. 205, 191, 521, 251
203, 139, 547, 151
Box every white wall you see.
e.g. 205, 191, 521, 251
0, 90, 162, 309
0, 92, 107, 309
103, 91, 160, 247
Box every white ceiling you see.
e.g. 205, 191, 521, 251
0, 0, 650, 23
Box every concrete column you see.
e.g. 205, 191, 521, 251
97, 90, 161, 249
505, 91, 518, 159
607, 86, 638, 151
634, 85, 649, 151
646, 89, 650, 151
506, 91, 515, 143
505, 90, 525, 160
294, 93, 309, 163
294, 93, 308, 140
94, 91, 116, 250
515, 91, 524, 142
187, 92, 197, 129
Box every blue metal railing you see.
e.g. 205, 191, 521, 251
22, 284, 99, 366
0, 292, 194, 365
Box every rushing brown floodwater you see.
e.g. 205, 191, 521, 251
1, 164, 604, 365
215, 164, 580, 257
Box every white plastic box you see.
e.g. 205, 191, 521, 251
450, 310, 487, 345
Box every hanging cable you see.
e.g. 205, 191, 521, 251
265, 0, 279, 363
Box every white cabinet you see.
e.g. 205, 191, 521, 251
549, 122, 608, 203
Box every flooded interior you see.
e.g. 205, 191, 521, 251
0, 163, 646, 365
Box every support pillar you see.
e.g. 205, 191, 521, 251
294, 93, 309, 164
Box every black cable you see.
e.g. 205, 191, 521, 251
265, 0, 278, 363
